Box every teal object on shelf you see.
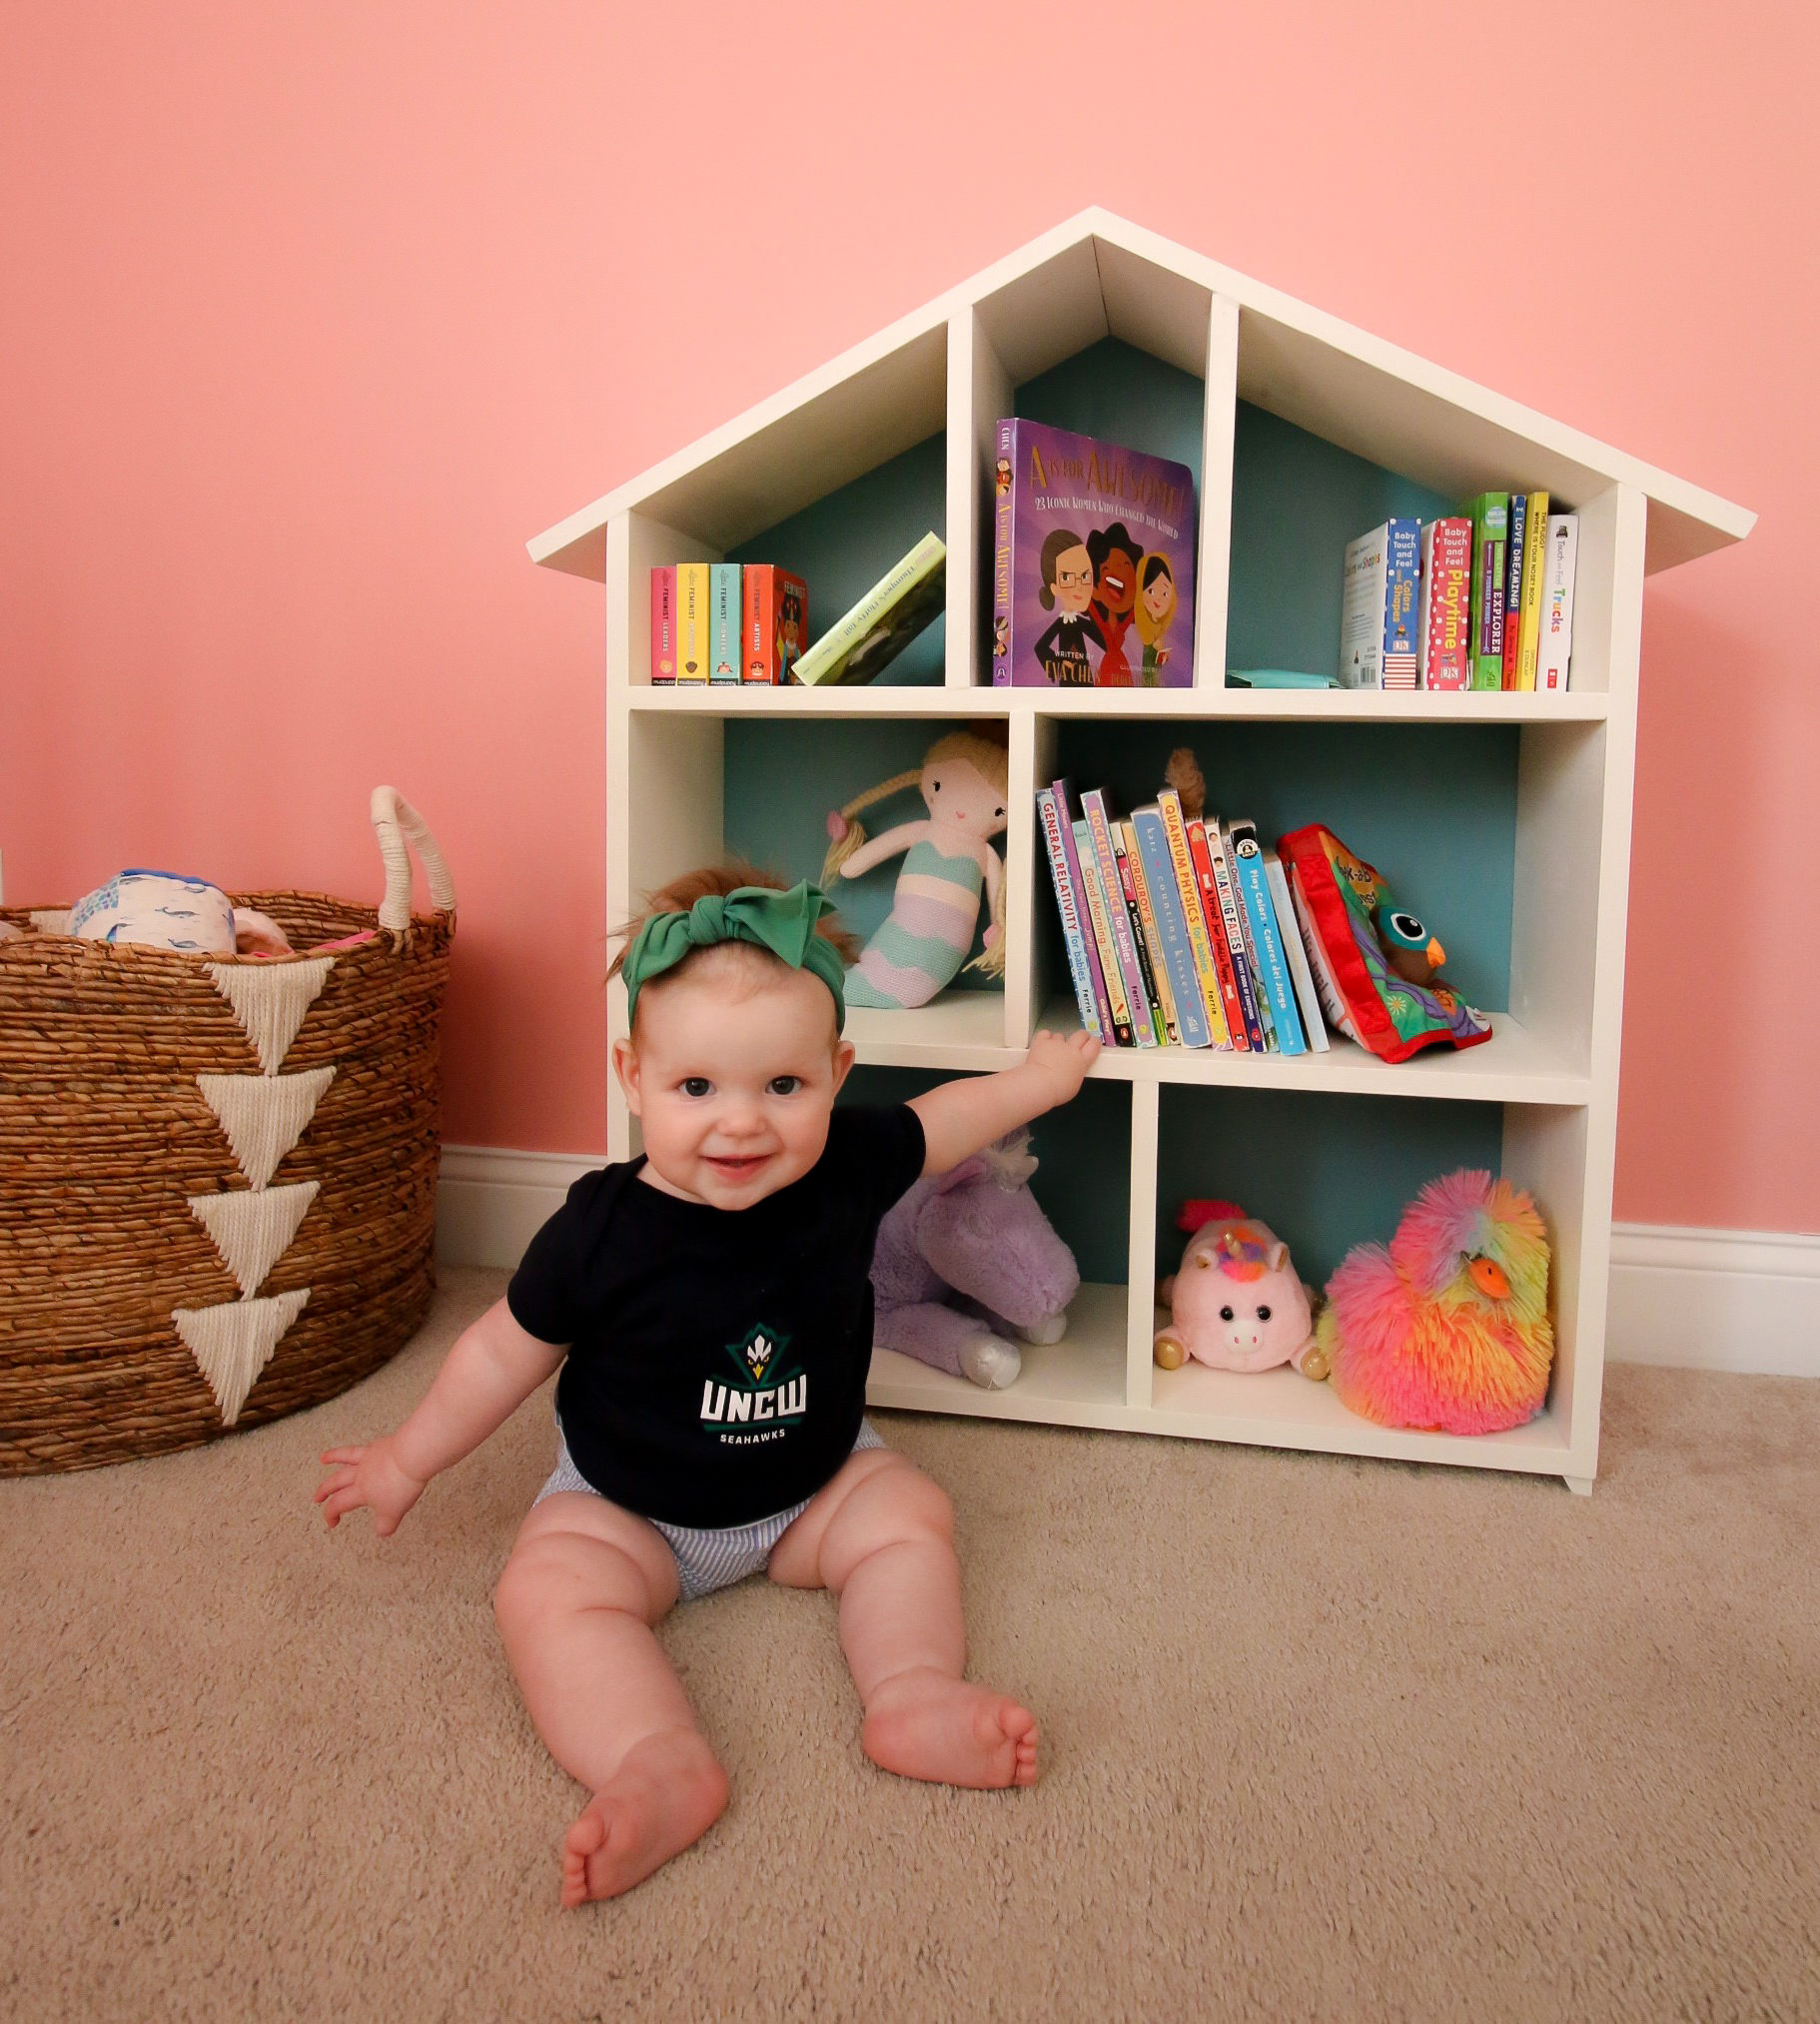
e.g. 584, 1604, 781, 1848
1227, 668, 1342, 689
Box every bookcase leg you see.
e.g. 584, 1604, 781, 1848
1563, 1475, 1594, 1498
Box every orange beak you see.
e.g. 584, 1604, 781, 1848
1425, 935, 1446, 971
1467, 1256, 1510, 1300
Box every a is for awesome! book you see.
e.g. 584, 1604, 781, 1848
991, 419, 1197, 688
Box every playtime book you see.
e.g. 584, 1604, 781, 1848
991, 419, 1197, 687
793, 533, 945, 685
1417, 518, 1472, 691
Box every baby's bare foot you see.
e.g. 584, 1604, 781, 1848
861, 1667, 1039, 1789
560, 1729, 728, 1908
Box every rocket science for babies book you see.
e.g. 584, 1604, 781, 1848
991, 420, 1197, 687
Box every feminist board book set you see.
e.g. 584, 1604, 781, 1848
650, 565, 808, 682
1339, 498, 1578, 692
1035, 779, 1327, 1056
992, 421, 1197, 687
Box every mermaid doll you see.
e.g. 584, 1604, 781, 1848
822, 730, 1009, 1009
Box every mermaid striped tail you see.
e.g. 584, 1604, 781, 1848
846, 851, 984, 1009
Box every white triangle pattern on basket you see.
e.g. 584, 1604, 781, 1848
196, 1067, 335, 1189
206, 957, 335, 1074
186, 1181, 319, 1299
30, 909, 72, 934
172, 1288, 311, 1426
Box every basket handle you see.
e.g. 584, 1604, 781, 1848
372, 786, 456, 935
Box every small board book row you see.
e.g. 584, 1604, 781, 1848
650, 534, 947, 688
1036, 779, 1328, 1057
651, 564, 808, 684
1342, 496, 1579, 692
992, 420, 1198, 688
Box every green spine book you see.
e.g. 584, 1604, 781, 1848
1459, 493, 1509, 691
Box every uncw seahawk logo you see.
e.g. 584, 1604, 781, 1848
699, 1324, 808, 1437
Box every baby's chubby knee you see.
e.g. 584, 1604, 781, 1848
493, 1524, 663, 1636
842, 1458, 956, 1555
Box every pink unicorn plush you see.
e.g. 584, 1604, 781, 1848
870, 1132, 1079, 1390
1153, 1200, 1317, 1374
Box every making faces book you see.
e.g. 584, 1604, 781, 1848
991, 419, 1197, 687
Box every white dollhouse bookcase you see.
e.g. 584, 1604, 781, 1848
531, 211, 1752, 1495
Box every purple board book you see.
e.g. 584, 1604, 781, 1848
990, 418, 1197, 687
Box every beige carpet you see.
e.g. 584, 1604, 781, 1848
4, 1270, 1816, 2023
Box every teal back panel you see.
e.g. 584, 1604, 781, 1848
1048, 718, 1517, 1009
1014, 337, 1207, 492
724, 717, 1002, 992
1155, 1086, 1505, 1289
726, 434, 947, 686
1228, 402, 1454, 679
842, 1066, 1132, 1286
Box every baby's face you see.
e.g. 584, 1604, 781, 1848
614, 961, 854, 1211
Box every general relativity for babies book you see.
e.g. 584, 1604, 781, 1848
991, 420, 1197, 687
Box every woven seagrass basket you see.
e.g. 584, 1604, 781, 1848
0, 788, 455, 1474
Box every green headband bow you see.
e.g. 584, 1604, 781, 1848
621, 881, 847, 1032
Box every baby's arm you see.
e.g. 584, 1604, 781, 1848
315, 1298, 564, 1536
908, 1028, 1101, 1176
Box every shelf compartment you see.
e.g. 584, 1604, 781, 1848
867, 1282, 1130, 1428
959, 233, 1233, 690
1143, 1356, 1575, 1477
1142, 1082, 1596, 1479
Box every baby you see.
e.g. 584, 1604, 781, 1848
316, 866, 1100, 1906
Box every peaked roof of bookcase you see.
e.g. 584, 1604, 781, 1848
528, 208, 1753, 581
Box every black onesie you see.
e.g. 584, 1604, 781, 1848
506, 1104, 926, 1529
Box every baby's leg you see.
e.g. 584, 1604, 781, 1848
494, 1494, 728, 1906
767, 1451, 1038, 1789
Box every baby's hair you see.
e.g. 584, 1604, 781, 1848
608, 862, 859, 1025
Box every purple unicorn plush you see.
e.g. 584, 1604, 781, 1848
870, 1131, 1080, 1390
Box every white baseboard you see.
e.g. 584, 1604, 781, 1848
437, 1146, 601, 1271
436, 1146, 1820, 1379
1607, 1223, 1820, 1377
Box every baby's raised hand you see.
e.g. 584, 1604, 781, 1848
1026, 1026, 1101, 1105
315, 1436, 428, 1538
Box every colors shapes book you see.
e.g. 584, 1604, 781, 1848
992, 419, 1197, 688
1339, 519, 1420, 689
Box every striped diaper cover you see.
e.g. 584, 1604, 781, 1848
534, 1418, 887, 1602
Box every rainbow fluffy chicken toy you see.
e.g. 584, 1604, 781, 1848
1305, 1169, 1554, 1435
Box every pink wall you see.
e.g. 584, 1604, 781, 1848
3, 3, 1814, 1233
